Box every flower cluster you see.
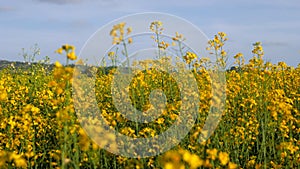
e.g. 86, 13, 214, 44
207, 32, 228, 68
110, 22, 132, 45
183, 51, 197, 65
161, 148, 237, 169
150, 21, 170, 51
56, 44, 77, 61
0, 22, 299, 168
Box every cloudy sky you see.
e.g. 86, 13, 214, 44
1, 0, 299, 67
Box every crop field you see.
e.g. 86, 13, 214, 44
0, 22, 299, 169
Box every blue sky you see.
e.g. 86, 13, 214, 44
1, 0, 299, 67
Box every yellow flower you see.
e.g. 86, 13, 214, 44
56, 44, 77, 61
54, 61, 63, 68
55, 48, 63, 54
0, 91, 7, 101
189, 154, 203, 169
182, 150, 191, 162
164, 162, 175, 169
10, 152, 27, 168
221, 50, 227, 57
207, 148, 218, 160
203, 159, 212, 168
110, 30, 117, 37
228, 162, 237, 169
183, 52, 197, 65
110, 22, 132, 45
172, 37, 178, 41
108, 51, 115, 57
218, 32, 227, 38
218, 152, 229, 165
78, 128, 90, 151
67, 51, 77, 60
127, 27, 132, 34
280, 152, 286, 158
234, 53, 243, 59
14, 157, 27, 168
128, 37, 133, 44
156, 117, 164, 124
31, 106, 40, 114
150, 21, 163, 33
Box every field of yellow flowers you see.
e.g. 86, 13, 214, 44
0, 21, 299, 169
